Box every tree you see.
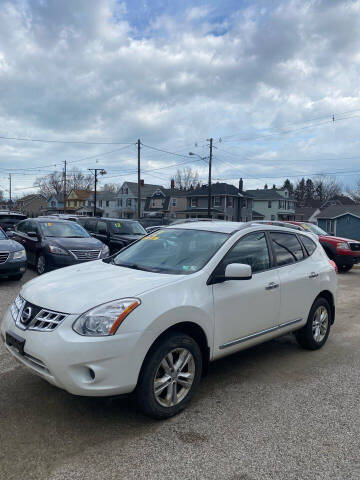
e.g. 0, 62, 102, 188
304, 178, 315, 205
345, 177, 360, 202
294, 178, 306, 205
101, 183, 119, 193
312, 176, 342, 202
173, 167, 199, 190
0, 189, 4, 201
34, 167, 94, 197
282, 178, 294, 194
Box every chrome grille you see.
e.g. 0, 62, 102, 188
69, 249, 101, 260
0, 252, 9, 264
11, 295, 68, 332
349, 242, 360, 251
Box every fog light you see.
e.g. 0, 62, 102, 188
88, 368, 95, 380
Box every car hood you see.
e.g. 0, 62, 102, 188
320, 235, 359, 243
44, 236, 104, 250
0, 238, 24, 252
20, 260, 184, 313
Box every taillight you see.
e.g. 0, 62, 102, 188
329, 260, 338, 274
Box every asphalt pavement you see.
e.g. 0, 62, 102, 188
0, 268, 359, 480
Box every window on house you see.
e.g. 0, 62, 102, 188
126, 198, 132, 207
125, 188, 128, 194
172, 198, 177, 207
51, 201, 55, 207
117, 199, 122, 207
268, 201, 272, 208
227, 197, 233, 207
214, 197, 221, 207
271, 215, 275, 220
106, 201, 109, 207
191, 198, 197, 207
74, 200, 77, 207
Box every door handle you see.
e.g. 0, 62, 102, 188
309, 272, 319, 279
265, 282, 279, 290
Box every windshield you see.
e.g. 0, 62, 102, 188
300, 223, 328, 236
0, 229, 6, 239
39, 221, 90, 238
110, 221, 146, 235
113, 228, 229, 274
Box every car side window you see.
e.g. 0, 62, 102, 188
220, 231, 271, 274
85, 220, 97, 233
96, 221, 108, 235
28, 221, 38, 234
270, 232, 304, 266
300, 235, 317, 256
17, 220, 28, 233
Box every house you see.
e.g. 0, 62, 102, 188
295, 196, 356, 223
116, 181, 162, 218
181, 180, 253, 221
246, 186, 295, 221
46, 193, 65, 214
317, 205, 360, 240
65, 189, 93, 214
143, 185, 187, 219
294, 206, 321, 223
15, 194, 48, 217
88, 191, 118, 217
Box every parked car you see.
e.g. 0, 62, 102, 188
2, 222, 337, 419
0, 211, 27, 231
77, 217, 146, 254
285, 221, 360, 272
0, 227, 26, 280
9, 217, 109, 274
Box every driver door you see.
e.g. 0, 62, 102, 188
212, 231, 280, 355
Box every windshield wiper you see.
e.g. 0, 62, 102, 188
116, 262, 156, 272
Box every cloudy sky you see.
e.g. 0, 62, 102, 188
1, 0, 360, 197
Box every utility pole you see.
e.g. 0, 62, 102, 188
8, 173, 12, 212
88, 168, 106, 217
63, 160, 67, 213
207, 138, 213, 218
137, 139, 141, 218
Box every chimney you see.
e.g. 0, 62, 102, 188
170, 179, 175, 189
272, 184, 276, 189
239, 178, 243, 192
140, 179, 144, 186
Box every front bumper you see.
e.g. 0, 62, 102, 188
335, 253, 360, 266
1, 307, 155, 397
0, 259, 26, 277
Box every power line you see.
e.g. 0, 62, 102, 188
0, 135, 134, 145
213, 168, 360, 181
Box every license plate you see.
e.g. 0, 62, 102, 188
6, 331, 25, 355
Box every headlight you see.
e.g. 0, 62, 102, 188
101, 245, 110, 257
336, 242, 350, 250
48, 245, 69, 255
13, 249, 26, 260
73, 298, 140, 336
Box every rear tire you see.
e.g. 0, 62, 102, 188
295, 297, 332, 350
337, 263, 353, 273
136, 332, 203, 419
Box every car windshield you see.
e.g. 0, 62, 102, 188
110, 221, 146, 235
113, 228, 229, 274
0, 229, 6, 239
39, 221, 90, 238
300, 223, 328, 236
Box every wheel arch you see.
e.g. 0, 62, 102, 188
137, 322, 210, 387
316, 290, 335, 324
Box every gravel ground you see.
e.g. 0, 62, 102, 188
0, 268, 359, 480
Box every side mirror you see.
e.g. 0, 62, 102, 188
224, 263, 252, 280
27, 231, 38, 238
6, 230, 15, 238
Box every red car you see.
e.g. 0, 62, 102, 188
285, 221, 360, 272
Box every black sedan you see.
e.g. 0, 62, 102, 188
10, 218, 109, 275
0, 227, 27, 280
77, 217, 146, 254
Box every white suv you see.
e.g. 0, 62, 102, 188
1, 222, 337, 419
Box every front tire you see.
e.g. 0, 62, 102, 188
295, 298, 332, 350
36, 254, 48, 275
136, 332, 203, 419
337, 263, 353, 273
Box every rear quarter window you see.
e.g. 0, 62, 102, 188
300, 235, 317, 256
270, 232, 304, 266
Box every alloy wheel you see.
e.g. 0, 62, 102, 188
312, 306, 329, 343
153, 348, 195, 407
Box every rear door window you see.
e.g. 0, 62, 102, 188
85, 219, 97, 233
96, 221, 108, 235
270, 232, 304, 266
